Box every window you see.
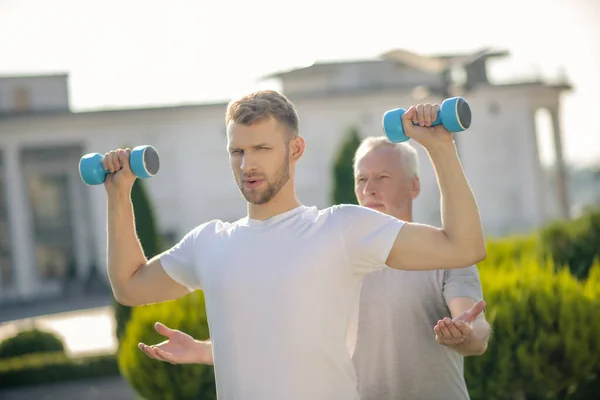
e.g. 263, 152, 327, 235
22, 147, 80, 281
27, 172, 75, 279
0, 151, 14, 288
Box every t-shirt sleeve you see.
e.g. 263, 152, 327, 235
442, 265, 483, 304
335, 204, 406, 276
159, 224, 206, 292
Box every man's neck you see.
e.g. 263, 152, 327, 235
247, 188, 301, 221
392, 208, 413, 223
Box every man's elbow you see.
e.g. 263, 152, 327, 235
463, 242, 487, 265
112, 286, 146, 307
445, 233, 486, 267
473, 246, 487, 264
113, 290, 137, 307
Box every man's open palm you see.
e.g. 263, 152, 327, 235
434, 300, 486, 346
138, 322, 210, 364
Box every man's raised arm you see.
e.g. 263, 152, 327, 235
104, 148, 191, 306
385, 104, 487, 271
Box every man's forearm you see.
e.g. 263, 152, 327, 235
449, 319, 491, 356
107, 191, 147, 302
428, 142, 486, 261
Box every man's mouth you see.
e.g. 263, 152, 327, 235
243, 179, 264, 189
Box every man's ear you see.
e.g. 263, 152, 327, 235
411, 176, 421, 200
290, 136, 305, 162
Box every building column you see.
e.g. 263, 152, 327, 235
549, 107, 571, 219
4, 145, 37, 300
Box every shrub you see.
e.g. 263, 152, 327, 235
0, 328, 65, 359
332, 126, 362, 205
464, 256, 600, 400
114, 176, 163, 342
483, 234, 541, 268
569, 260, 600, 399
118, 290, 216, 400
540, 204, 600, 280
583, 260, 600, 299
0, 351, 119, 389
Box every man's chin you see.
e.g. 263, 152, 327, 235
240, 189, 268, 205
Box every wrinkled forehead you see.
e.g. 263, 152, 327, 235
355, 147, 404, 176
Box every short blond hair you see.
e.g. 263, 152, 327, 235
225, 90, 300, 138
353, 136, 420, 178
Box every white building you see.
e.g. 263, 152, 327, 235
0, 49, 571, 304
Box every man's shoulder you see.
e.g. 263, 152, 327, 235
321, 203, 371, 217
310, 204, 364, 223
323, 204, 403, 224
327, 203, 363, 212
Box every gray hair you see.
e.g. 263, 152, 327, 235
353, 136, 420, 178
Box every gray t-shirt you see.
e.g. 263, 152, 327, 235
351, 266, 483, 400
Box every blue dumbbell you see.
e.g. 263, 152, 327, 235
382, 96, 472, 143
79, 145, 160, 185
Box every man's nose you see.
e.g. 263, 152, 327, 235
363, 179, 377, 195
240, 154, 257, 172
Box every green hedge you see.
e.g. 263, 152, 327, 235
540, 205, 600, 280
583, 259, 600, 298
465, 254, 600, 400
0, 328, 65, 359
118, 290, 216, 400
483, 204, 600, 282
0, 351, 119, 389
484, 234, 541, 266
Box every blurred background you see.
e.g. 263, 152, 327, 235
0, 0, 599, 398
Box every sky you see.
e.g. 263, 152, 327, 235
1, 0, 598, 166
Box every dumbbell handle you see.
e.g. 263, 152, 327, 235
420, 112, 443, 127
91, 151, 137, 174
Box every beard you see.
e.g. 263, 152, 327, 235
238, 151, 291, 205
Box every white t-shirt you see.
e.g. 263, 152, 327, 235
160, 204, 406, 400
